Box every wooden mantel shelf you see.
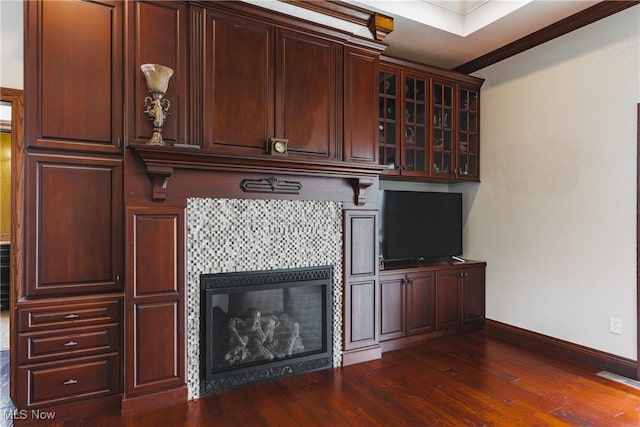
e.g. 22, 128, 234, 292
130, 143, 386, 202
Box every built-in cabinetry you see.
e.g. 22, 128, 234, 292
17, 0, 482, 419
379, 261, 485, 351
379, 269, 435, 341
185, 2, 382, 165
16, 297, 121, 409
378, 57, 482, 181
124, 207, 185, 407
343, 210, 381, 365
15, 0, 125, 417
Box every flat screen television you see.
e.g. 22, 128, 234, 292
379, 190, 462, 263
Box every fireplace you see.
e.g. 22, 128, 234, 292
186, 198, 344, 398
200, 266, 333, 394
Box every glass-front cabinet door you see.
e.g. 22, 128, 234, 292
431, 80, 455, 179
458, 87, 479, 180
401, 72, 429, 177
378, 68, 400, 174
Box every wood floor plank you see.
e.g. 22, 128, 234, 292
18, 332, 640, 426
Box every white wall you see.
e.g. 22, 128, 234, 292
0, 0, 23, 90
464, 7, 640, 359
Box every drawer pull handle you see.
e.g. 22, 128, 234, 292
64, 314, 79, 319
63, 379, 78, 385
64, 341, 78, 347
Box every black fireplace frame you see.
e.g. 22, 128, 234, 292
200, 266, 333, 394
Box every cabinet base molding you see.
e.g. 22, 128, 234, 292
484, 319, 637, 380
121, 386, 187, 415
380, 321, 484, 353
341, 345, 382, 366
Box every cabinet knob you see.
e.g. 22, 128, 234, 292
64, 341, 78, 347
63, 379, 78, 385
64, 314, 79, 319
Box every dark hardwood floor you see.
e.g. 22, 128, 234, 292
13, 332, 640, 426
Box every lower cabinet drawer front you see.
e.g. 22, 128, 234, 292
19, 325, 119, 364
19, 300, 121, 332
20, 354, 118, 408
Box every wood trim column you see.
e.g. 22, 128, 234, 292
123, 206, 186, 413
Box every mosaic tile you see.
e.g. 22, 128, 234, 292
186, 198, 343, 399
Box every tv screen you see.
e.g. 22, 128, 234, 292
379, 190, 462, 263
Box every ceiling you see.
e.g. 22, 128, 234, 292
344, 0, 600, 70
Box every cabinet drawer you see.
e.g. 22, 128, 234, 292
19, 325, 119, 365
19, 300, 121, 332
19, 354, 119, 408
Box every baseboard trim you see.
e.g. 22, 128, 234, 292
341, 345, 382, 366
484, 319, 637, 379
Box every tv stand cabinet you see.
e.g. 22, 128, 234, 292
378, 259, 485, 352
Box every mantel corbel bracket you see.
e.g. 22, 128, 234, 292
352, 177, 375, 206
147, 164, 173, 202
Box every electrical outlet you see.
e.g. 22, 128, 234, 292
610, 317, 622, 335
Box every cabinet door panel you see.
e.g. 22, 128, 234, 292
345, 280, 377, 349
345, 211, 377, 278
379, 274, 405, 341
344, 47, 378, 164
378, 66, 400, 174
27, 0, 122, 152
26, 155, 123, 296
458, 87, 480, 180
400, 72, 429, 177
407, 271, 435, 335
343, 210, 379, 352
126, 207, 185, 398
277, 30, 339, 158
132, 215, 180, 297
431, 79, 456, 179
435, 269, 462, 329
202, 12, 274, 152
463, 267, 485, 323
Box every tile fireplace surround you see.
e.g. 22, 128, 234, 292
186, 198, 344, 399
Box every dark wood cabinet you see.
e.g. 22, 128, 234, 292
278, 29, 341, 158
344, 47, 379, 164
342, 210, 381, 365
198, 9, 273, 152
407, 271, 436, 335
436, 265, 486, 329
195, 5, 341, 159
379, 270, 435, 341
380, 261, 485, 350
457, 86, 480, 180
25, 0, 123, 153
378, 57, 483, 181
16, 297, 122, 409
431, 79, 456, 179
25, 154, 123, 297
435, 267, 462, 329
124, 206, 185, 402
463, 265, 486, 323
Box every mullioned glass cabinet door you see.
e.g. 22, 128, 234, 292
431, 80, 455, 179
458, 88, 479, 180
378, 69, 399, 173
402, 73, 428, 177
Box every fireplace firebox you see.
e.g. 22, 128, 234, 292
200, 266, 333, 394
